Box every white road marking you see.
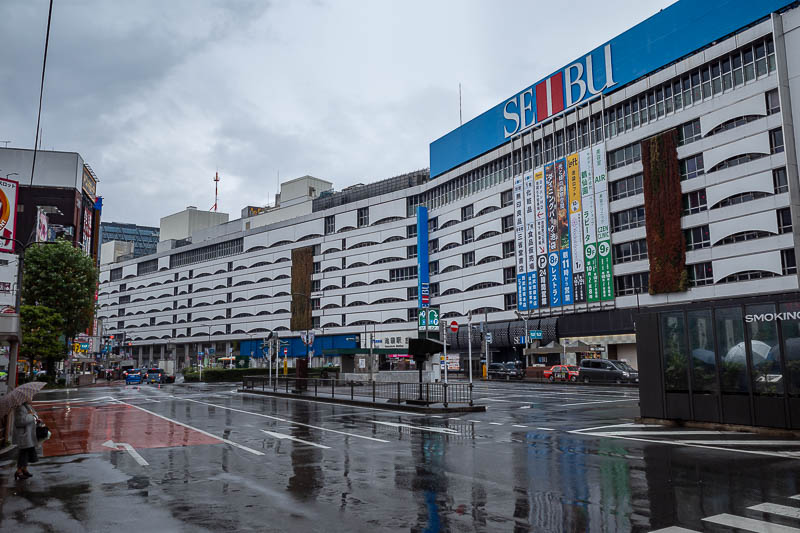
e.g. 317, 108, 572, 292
595, 430, 732, 437
261, 430, 330, 449
482, 398, 511, 402
468, 420, 482, 423
113, 400, 264, 456
562, 398, 639, 407
536, 427, 556, 431
680, 440, 800, 446
569, 423, 638, 434
178, 397, 389, 443
34, 396, 114, 404
512, 425, 527, 428
649, 527, 700, 532
792, 495, 800, 501
372, 421, 460, 435
448, 417, 461, 421
102, 440, 149, 466
431, 415, 443, 418
518, 406, 531, 409
703, 513, 800, 532
489, 422, 503, 425
749, 503, 800, 520
238, 390, 427, 417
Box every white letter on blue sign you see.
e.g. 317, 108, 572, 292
504, 98, 520, 138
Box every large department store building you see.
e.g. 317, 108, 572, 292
99, 0, 800, 426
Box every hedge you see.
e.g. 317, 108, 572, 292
183, 366, 340, 383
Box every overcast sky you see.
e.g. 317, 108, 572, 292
1, 0, 673, 227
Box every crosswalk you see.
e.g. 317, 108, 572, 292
652, 494, 800, 532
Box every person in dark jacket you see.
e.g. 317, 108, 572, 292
13, 403, 38, 480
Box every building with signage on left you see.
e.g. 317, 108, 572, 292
0, 147, 102, 260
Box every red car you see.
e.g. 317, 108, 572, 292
543, 365, 579, 382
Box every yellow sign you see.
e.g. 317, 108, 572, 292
567, 153, 581, 214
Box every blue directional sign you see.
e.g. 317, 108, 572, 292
529, 330, 543, 340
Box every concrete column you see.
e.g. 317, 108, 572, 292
159, 345, 165, 365
137, 346, 142, 368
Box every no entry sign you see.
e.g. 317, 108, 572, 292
449, 321, 459, 333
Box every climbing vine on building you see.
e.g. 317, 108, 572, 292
642, 129, 688, 294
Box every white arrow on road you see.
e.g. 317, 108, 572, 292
261, 430, 330, 449
102, 440, 149, 466
372, 420, 460, 435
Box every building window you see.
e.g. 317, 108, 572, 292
504, 293, 517, 310
357, 207, 369, 227
461, 204, 474, 221
501, 189, 513, 207
720, 270, 776, 283
110, 267, 123, 282
707, 115, 759, 136
462, 251, 475, 268
407, 286, 418, 301
770, 128, 785, 154
429, 260, 439, 275
611, 206, 646, 232
504, 266, 516, 284
712, 191, 770, 209
407, 245, 417, 259
389, 266, 417, 282
677, 119, 702, 146
407, 224, 417, 238
782, 249, 797, 275
501, 215, 514, 233
311, 298, 320, 310
607, 142, 641, 171
312, 279, 321, 292
679, 154, 704, 180
766, 89, 780, 115
682, 189, 707, 215
312, 261, 320, 274
717, 230, 772, 245
170, 238, 244, 268
137, 259, 158, 276
685, 225, 710, 251
778, 208, 792, 234
407, 308, 418, 322
688, 262, 714, 286
462, 228, 474, 244
613, 239, 648, 264
614, 272, 649, 295
428, 217, 438, 232
774, 168, 788, 194
428, 238, 439, 254
502, 240, 515, 258
609, 174, 643, 201
325, 216, 335, 235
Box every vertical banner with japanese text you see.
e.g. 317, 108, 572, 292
567, 152, 586, 303
580, 148, 599, 302
533, 168, 549, 308
523, 171, 539, 309
514, 175, 529, 310
545, 163, 561, 307
592, 144, 614, 301
555, 159, 573, 305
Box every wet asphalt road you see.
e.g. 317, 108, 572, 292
1, 381, 799, 532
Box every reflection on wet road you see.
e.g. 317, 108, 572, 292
0, 381, 798, 532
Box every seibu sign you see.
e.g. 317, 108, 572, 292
502, 44, 615, 138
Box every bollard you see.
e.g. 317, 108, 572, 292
397, 382, 401, 404
469, 382, 473, 407
314, 379, 317, 397
443, 382, 448, 408
372, 381, 376, 404
350, 382, 354, 401
332, 379, 335, 398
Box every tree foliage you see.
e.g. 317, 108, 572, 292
21, 239, 98, 340
20, 304, 65, 375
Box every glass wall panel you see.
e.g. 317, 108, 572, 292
688, 310, 716, 392
747, 304, 783, 395
716, 306, 747, 393
780, 302, 800, 395
661, 312, 688, 391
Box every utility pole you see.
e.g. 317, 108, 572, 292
484, 309, 490, 379
467, 312, 473, 384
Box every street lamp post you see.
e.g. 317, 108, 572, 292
515, 310, 530, 367
467, 311, 473, 385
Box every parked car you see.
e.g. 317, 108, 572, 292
144, 368, 163, 384
125, 372, 142, 385
578, 359, 639, 384
487, 362, 507, 379
504, 362, 525, 380
544, 365, 580, 382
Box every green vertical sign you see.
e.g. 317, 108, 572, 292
598, 239, 614, 300
592, 145, 614, 302
418, 309, 427, 331
580, 148, 599, 303
427, 309, 440, 331
585, 242, 599, 302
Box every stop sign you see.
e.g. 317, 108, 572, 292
449, 321, 459, 333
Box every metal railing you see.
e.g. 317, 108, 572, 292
241, 376, 473, 407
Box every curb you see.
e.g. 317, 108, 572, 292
636, 417, 800, 438
238, 389, 487, 413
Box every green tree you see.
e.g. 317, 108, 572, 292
21, 239, 98, 346
20, 304, 65, 377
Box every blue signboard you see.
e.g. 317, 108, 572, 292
527, 271, 538, 310
548, 252, 561, 307
517, 272, 528, 311
416, 206, 430, 309
429, 0, 793, 177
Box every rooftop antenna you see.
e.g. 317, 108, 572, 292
459, 83, 463, 126
211, 171, 220, 212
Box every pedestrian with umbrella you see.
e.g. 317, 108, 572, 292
0, 381, 47, 480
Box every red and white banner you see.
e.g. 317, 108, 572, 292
0, 178, 19, 253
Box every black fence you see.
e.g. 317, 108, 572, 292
242, 376, 473, 407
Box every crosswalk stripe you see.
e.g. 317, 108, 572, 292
680, 440, 800, 446
792, 495, 800, 501
489, 422, 503, 425
749, 503, 800, 520
262, 430, 330, 449
512, 424, 527, 428
703, 513, 800, 532
649, 527, 699, 532
595, 430, 731, 436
